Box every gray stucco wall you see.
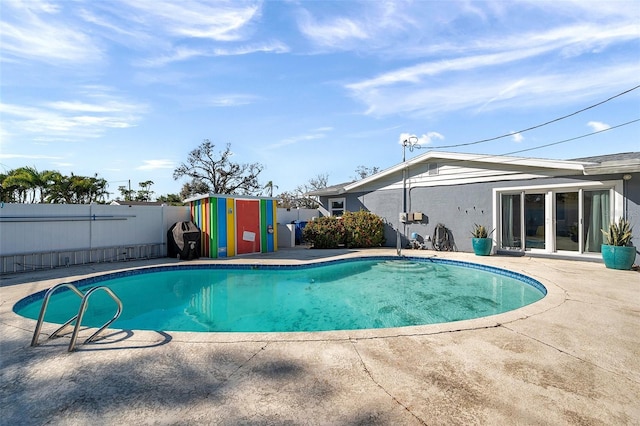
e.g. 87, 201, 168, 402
346, 181, 495, 252
326, 172, 640, 264
624, 174, 640, 260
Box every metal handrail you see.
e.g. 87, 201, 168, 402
31, 283, 84, 347
68, 286, 123, 352
30, 283, 123, 352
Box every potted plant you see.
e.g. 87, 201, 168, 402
471, 224, 493, 256
601, 218, 635, 270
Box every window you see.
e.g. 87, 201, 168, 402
328, 198, 345, 217
427, 162, 439, 176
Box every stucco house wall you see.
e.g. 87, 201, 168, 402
341, 174, 639, 256
311, 151, 640, 265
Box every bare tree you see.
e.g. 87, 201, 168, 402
179, 179, 210, 200
276, 190, 297, 208
173, 140, 264, 195
277, 173, 329, 208
353, 165, 380, 180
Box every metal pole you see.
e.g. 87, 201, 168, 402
398, 136, 419, 257
398, 140, 408, 256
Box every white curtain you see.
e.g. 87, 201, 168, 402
501, 194, 518, 249
585, 190, 610, 252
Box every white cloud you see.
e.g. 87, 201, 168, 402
298, 12, 369, 48
137, 160, 175, 170
399, 132, 444, 146
347, 62, 639, 118
2, 1, 273, 69
0, 1, 103, 65
46, 101, 129, 113
213, 41, 289, 56
511, 132, 524, 143
0, 88, 147, 142
119, 1, 261, 42
420, 132, 444, 145
136, 47, 208, 67
205, 94, 260, 107
0, 153, 63, 160
139, 41, 289, 67
296, 2, 418, 51
346, 20, 637, 93
347, 48, 548, 93
343, 15, 639, 118
269, 127, 333, 149
587, 121, 611, 132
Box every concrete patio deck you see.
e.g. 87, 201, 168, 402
1, 248, 638, 425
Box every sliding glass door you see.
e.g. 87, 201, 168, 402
499, 187, 612, 255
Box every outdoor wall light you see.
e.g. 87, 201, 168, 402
623, 174, 632, 181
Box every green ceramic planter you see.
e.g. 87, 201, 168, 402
601, 245, 636, 270
472, 238, 493, 256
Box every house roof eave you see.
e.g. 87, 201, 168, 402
343, 151, 588, 193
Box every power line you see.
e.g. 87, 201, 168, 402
502, 118, 640, 157
398, 118, 640, 185
429, 84, 640, 150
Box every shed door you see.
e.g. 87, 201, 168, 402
236, 200, 261, 254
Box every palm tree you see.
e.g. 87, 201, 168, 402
89, 175, 109, 203
1, 167, 59, 203
137, 180, 155, 201
0, 171, 13, 202
2, 167, 33, 202
263, 181, 278, 197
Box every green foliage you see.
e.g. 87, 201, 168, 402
302, 217, 345, 249
302, 210, 385, 249
601, 218, 633, 246
342, 210, 385, 248
471, 223, 493, 238
156, 194, 185, 206
1, 167, 108, 204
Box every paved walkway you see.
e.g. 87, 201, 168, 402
1, 248, 638, 425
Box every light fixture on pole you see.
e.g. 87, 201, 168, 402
397, 136, 420, 256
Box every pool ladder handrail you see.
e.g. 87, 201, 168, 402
30, 283, 123, 352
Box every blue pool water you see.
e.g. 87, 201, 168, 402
14, 257, 546, 332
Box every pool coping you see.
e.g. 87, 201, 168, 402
2, 250, 566, 344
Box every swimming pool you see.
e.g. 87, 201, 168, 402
14, 256, 546, 333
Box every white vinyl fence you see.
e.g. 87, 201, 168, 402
0, 203, 190, 274
275, 208, 318, 248
276, 207, 318, 224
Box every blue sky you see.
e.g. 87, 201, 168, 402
1, 0, 639, 200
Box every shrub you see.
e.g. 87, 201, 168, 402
302, 211, 385, 249
342, 210, 385, 248
302, 217, 345, 249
